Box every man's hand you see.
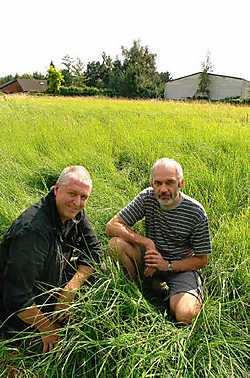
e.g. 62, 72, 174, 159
144, 266, 157, 277
142, 240, 158, 277
17, 304, 62, 353
54, 289, 75, 323
40, 322, 61, 353
144, 249, 168, 273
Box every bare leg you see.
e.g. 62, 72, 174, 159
169, 292, 202, 324
108, 237, 143, 280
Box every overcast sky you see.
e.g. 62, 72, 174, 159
1, 0, 249, 80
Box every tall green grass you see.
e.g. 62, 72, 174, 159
0, 96, 249, 377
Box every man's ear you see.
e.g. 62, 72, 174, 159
179, 179, 185, 189
54, 185, 59, 196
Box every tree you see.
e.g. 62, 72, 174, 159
100, 52, 113, 87
71, 57, 85, 87
158, 71, 172, 83
108, 57, 124, 96
0, 74, 15, 85
154, 71, 172, 98
47, 63, 63, 94
120, 40, 160, 98
85, 60, 103, 88
105, 44, 171, 98
19, 73, 33, 79
32, 72, 46, 80
197, 51, 214, 98
61, 55, 74, 86
85, 53, 113, 89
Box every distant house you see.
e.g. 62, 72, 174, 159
165, 72, 250, 100
0, 79, 47, 94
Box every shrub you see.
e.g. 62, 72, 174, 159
222, 96, 250, 105
59, 85, 104, 97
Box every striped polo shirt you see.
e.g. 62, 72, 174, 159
118, 187, 211, 261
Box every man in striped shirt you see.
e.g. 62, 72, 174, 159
106, 158, 211, 324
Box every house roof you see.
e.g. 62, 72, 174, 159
168, 72, 247, 82
0, 78, 47, 92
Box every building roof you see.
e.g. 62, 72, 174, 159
168, 72, 247, 83
0, 78, 47, 92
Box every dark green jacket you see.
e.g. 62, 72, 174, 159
0, 190, 101, 315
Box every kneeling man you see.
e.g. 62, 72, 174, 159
0, 166, 101, 352
106, 158, 211, 324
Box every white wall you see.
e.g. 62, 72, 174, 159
209, 76, 244, 99
242, 81, 250, 99
165, 74, 200, 99
165, 74, 247, 100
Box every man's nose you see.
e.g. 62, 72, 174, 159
73, 195, 81, 207
160, 184, 168, 192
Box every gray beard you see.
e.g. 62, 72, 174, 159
157, 192, 183, 210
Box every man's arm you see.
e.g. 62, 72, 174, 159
144, 249, 208, 272
145, 210, 211, 273
169, 254, 208, 271
106, 189, 156, 249
57, 264, 94, 306
18, 265, 94, 348
64, 265, 93, 291
17, 305, 60, 353
4, 231, 62, 352
55, 214, 100, 320
107, 215, 158, 278
106, 215, 155, 250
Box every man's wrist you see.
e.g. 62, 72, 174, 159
142, 238, 155, 250
18, 307, 56, 333
59, 288, 76, 303
37, 318, 57, 333
167, 261, 174, 272
159, 260, 169, 271
160, 260, 174, 272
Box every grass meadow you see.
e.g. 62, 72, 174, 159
0, 95, 249, 377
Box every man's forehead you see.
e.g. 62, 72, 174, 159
61, 178, 91, 192
153, 164, 178, 179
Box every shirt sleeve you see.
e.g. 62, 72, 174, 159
2, 231, 50, 313
118, 191, 146, 226
76, 215, 102, 267
190, 217, 212, 255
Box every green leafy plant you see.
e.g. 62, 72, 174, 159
196, 52, 214, 99
47, 63, 63, 94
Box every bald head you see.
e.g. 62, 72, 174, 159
150, 158, 184, 209
151, 158, 184, 182
56, 165, 92, 188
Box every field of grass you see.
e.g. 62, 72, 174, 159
0, 95, 249, 377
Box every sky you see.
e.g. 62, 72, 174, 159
1, 0, 249, 80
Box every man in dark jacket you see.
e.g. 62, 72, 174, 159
0, 165, 101, 352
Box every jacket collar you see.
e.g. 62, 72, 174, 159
43, 189, 63, 233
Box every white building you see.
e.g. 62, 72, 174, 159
165, 72, 250, 100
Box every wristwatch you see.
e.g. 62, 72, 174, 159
167, 261, 174, 272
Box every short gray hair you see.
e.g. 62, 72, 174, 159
56, 165, 92, 188
151, 158, 184, 181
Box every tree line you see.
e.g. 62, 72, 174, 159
0, 40, 172, 99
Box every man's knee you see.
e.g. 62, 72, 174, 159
108, 237, 142, 267
108, 237, 127, 259
175, 304, 201, 324
170, 293, 202, 324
